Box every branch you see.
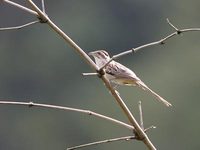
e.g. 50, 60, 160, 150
3, 0, 38, 16
67, 135, 136, 150
82, 72, 98, 76
26, 1, 156, 149
66, 124, 156, 150
0, 20, 39, 31
27, 0, 97, 70
0, 100, 134, 130
67, 124, 156, 150
100, 19, 200, 70
41, 0, 46, 14
138, 101, 144, 130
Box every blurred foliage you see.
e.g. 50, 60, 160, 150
0, 0, 200, 150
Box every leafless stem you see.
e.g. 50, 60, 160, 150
27, 1, 156, 149
166, 18, 179, 31
0, 100, 134, 130
100, 19, 200, 70
67, 135, 136, 150
3, 0, 37, 16
82, 72, 98, 76
144, 126, 156, 132
0, 20, 39, 31
27, 0, 97, 70
41, 0, 46, 13
138, 101, 144, 130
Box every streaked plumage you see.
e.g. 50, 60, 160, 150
89, 50, 172, 107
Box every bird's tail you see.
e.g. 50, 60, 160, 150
136, 80, 172, 107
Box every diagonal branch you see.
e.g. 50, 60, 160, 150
66, 123, 156, 150
0, 20, 39, 31
27, 0, 97, 70
0, 100, 134, 130
138, 101, 144, 130
3, 0, 37, 16
41, 0, 46, 14
27, 1, 156, 149
100, 19, 200, 70
166, 18, 179, 31
66, 135, 136, 150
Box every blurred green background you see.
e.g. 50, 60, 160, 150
0, 0, 200, 149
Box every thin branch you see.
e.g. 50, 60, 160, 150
100, 19, 200, 70
3, 0, 38, 16
67, 135, 136, 150
144, 126, 156, 132
41, 0, 46, 14
138, 101, 144, 130
0, 20, 39, 31
166, 18, 179, 31
27, 0, 97, 70
0, 100, 134, 130
82, 72, 98, 76
27, 1, 156, 149
67, 125, 156, 150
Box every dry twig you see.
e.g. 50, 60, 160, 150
67, 135, 136, 150
0, 20, 39, 31
66, 101, 155, 150
139, 101, 144, 130
3, 0, 37, 15
41, 0, 46, 14
100, 19, 200, 70
0, 100, 134, 130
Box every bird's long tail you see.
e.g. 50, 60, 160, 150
136, 80, 172, 107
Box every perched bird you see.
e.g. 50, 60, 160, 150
89, 50, 172, 107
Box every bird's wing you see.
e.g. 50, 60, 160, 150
106, 61, 140, 81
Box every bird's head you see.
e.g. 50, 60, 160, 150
89, 50, 111, 67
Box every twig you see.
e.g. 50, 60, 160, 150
82, 72, 98, 76
0, 100, 134, 130
26, 1, 156, 149
41, 0, 46, 14
144, 126, 156, 132
67, 124, 156, 150
100, 18, 200, 70
166, 18, 179, 31
0, 20, 39, 31
67, 135, 136, 150
3, 0, 37, 16
27, 0, 97, 70
138, 101, 144, 130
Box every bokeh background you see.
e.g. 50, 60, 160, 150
0, 0, 200, 149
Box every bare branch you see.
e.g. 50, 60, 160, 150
0, 100, 134, 130
0, 20, 39, 31
3, 0, 38, 16
138, 101, 144, 130
67, 125, 156, 150
27, 0, 97, 70
100, 19, 200, 70
41, 0, 46, 14
166, 18, 179, 31
66, 124, 156, 150
82, 72, 98, 76
144, 126, 156, 132
67, 135, 136, 150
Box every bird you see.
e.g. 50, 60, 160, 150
89, 50, 172, 107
